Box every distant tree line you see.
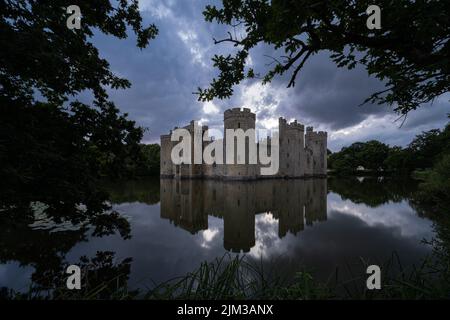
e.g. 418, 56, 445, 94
133, 144, 160, 177
328, 118, 450, 211
329, 120, 450, 176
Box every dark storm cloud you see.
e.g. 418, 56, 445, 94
275, 52, 390, 129
89, 0, 449, 147
91, 0, 232, 142
248, 47, 448, 129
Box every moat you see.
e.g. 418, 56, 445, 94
0, 177, 439, 292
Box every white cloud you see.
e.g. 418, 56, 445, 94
139, 0, 173, 18
328, 192, 433, 239
238, 82, 290, 130
259, 117, 279, 130
328, 101, 449, 152
177, 29, 209, 68
200, 227, 220, 248
202, 227, 219, 242
202, 101, 219, 115
249, 213, 282, 259
197, 117, 209, 126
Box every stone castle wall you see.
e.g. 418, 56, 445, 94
160, 179, 328, 252
160, 108, 328, 180
223, 108, 258, 180
305, 126, 327, 177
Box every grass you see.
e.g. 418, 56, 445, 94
146, 252, 448, 300
144, 254, 331, 300
6, 250, 450, 300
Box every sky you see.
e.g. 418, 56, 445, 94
92, 0, 449, 152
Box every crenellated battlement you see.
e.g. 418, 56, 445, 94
161, 107, 328, 179
279, 118, 305, 131
161, 133, 172, 140
306, 130, 327, 140
170, 121, 210, 135
224, 107, 256, 120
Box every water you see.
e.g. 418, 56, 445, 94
0, 177, 437, 292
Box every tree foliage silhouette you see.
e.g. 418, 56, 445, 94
0, 1, 158, 222
198, 0, 449, 114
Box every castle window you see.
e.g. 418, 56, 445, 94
238, 122, 240, 128
288, 139, 290, 144
237, 199, 240, 206
287, 153, 289, 158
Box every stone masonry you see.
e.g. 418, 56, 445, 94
160, 108, 327, 179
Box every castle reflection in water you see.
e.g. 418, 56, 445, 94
160, 179, 327, 252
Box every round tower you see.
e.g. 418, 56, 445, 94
223, 182, 256, 252
223, 108, 257, 180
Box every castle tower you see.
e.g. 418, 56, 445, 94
276, 180, 305, 238
160, 180, 208, 234
160, 132, 174, 177
160, 109, 327, 180
305, 127, 328, 177
171, 121, 208, 179
304, 179, 328, 225
279, 118, 305, 178
223, 108, 257, 180
223, 182, 256, 252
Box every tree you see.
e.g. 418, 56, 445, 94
0, 1, 157, 222
408, 129, 443, 169
198, 0, 449, 114
140, 144, 161, 176
416, 154, 450, 211
329, 119, 449, 176
359, 140, 390, 171
384, 146, 415, 174
0, 0, 157, 105
330, 140, 390, 174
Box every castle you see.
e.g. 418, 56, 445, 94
160, 179, 327, 252
160, 108, 327, 179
